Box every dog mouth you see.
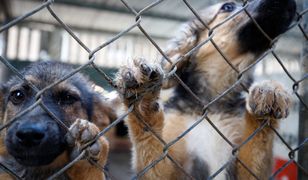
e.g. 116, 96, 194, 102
13, 151, 64, 166
7, 139, 67, 166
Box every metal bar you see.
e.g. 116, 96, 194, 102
0, 0, 306, 179
298, 0, 308, 179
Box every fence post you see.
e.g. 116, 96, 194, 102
298, 0, 308, 179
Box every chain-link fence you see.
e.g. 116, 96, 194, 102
0, 0, 307, 179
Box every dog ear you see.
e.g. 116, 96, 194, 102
161, 3, 223, 88
91, 92, 117, 130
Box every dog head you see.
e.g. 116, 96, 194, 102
0, 61, 115, 167
162, 0, 296, 89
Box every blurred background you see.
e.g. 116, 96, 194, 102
0, 0, 306, 179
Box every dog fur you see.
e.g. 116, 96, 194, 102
0, 61, 116, 179
116, 0, 296, 179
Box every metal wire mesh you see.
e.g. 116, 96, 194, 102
0, 0, 307, 179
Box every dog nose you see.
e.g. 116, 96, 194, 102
16, 125, 46, 147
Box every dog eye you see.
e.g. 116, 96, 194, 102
9, 90, 26, 105
221, 3, 235, 12
57, 92, 80, 106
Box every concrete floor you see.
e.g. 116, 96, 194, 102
107, 152, 134, 180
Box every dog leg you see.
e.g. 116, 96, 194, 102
66, 119, 109, 180
237, 81, 291, 179
116, 58, 177, 179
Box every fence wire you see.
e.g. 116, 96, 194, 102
0, 0, 307, 179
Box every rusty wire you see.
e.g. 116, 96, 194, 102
0, 0, 307, 179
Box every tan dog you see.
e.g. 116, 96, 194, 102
116, 0, 296, 179
0, 61, 116, 179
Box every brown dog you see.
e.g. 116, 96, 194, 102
116, 0, 295, 179
0, 61, 116, 179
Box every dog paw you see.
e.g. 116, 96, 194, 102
116, 58, 164, 103
67, 119, 106, 162
247, 81, 292, 119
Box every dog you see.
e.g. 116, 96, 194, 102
0, 61, 116, 179
115, 0, 296, 179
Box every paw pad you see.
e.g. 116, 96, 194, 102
67, 119, 103, 161
247, 81, 291, 119
116, 58, 164, 101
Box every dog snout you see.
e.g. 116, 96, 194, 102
237, 0, 296, 54
247, 0, 296, 19
16, 123, 46, 147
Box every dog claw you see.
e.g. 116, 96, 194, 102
124, 71, 138, 88
125, 71, 132, 80
80, 128, 93, 143
249, 102, 256, 112
150, 70, 158, 79
141, 63, 151, 76
88, 142, 101, 157
274, 110, 282, 119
